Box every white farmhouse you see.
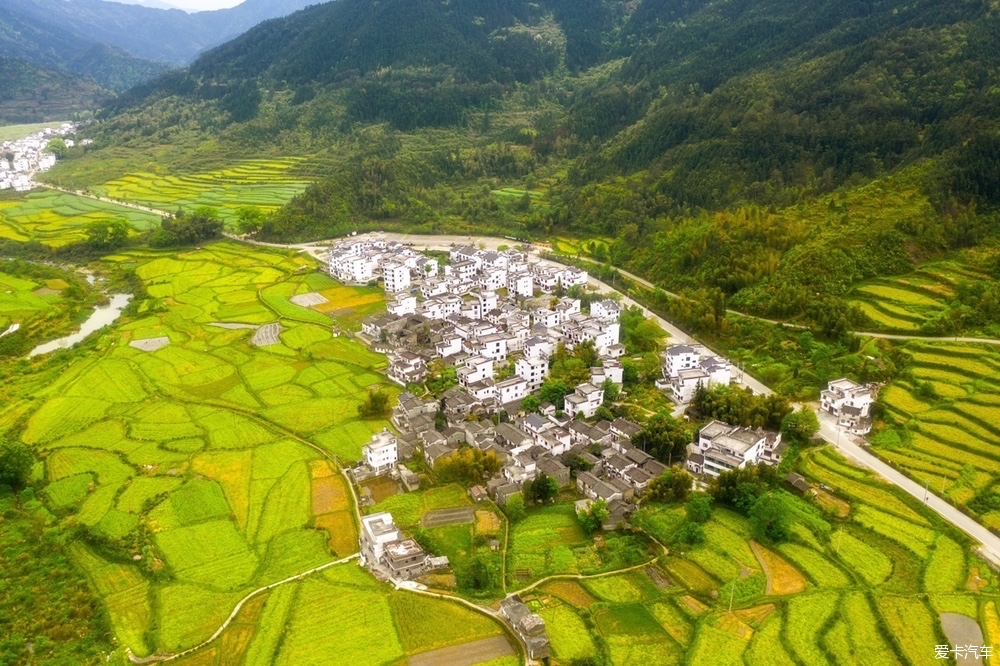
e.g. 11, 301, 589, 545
363, 429, 399, 474
564, 383, 604, 419
821, 378, 875, 434
686, 421, 782, 477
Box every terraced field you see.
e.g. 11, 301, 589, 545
5, 242, 401, 657
848, 261, 989, 332
876, 341, 1000, 525
583, 447, 997, 666
91, 159, 310, 226
0, 190, 160, 246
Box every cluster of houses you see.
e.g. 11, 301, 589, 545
0, 123, 79, 192
336, 236, 626, 421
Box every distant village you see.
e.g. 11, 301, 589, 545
335, 234, 876, 651
0, 123, 83, 192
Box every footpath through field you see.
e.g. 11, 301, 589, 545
233, 231, 1000, 566
36, 183, 174, 218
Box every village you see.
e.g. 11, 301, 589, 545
332, 234, 878, 654
0, 123, 81, 192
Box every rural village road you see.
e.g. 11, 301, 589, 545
258, 231, 1000, 565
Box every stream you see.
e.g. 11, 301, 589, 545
29, 293, 132, 357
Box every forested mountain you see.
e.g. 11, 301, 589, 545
0, 56, 109, 123
63, 0, 1000, 333
0, 8, 170, 92
0, 0, 317, 66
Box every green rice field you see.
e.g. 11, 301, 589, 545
90, 159, 310, 226
4, 242, 401, 657
0, 190, 161, 246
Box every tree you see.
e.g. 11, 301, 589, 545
578, 499, 609, 534
601, 379, 620, 405
235, 206, 265, 235
686, 492, 713, 523
574, 340, 599, 368
749, 492, 791, 543
434, 448, 503, 486
85, 218, 130, 250
357, 389, 390, 418
539, 380, 571, 410
504, 492, 526, 522
458, 553, 501, 591
780, 407, 821, 443
673, 522, 705, 545
632, 413, 694, 465
646, 467, 693, 503
521, 395, 541, 414
0, 438, 32, 494
526, 472, 559, 504
711, 464, 782, 512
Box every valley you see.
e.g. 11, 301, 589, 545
2, 0, 1000, 663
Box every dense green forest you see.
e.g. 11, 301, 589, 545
53, 0, 1000, 336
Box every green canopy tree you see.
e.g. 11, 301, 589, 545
0, 437, 32, 495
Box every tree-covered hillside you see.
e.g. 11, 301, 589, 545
58, 0, 1000, 334
0, 56, 110, 123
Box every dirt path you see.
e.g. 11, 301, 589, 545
750, 542, 775, 596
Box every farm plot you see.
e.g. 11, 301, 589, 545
508, 503, 589, 584
91, 159, 310, 226
873, 342, 1000, 511
13, 242, 393, 656
0, 190, 160, 246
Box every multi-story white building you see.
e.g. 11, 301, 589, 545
591, 299, 621, 321
508, 273, 534, 298
821, 378, 875, 434
387, 294, 417, 316
363, 429, 399, 474
383, 262, 411, 293
661, 344, 732, 403
516, 356, 548, 391
559, 268, 588, 288
496, 376, 529, 404
458, 356, 494, 387
564, 383, 604, 419
687, 421, 781, 477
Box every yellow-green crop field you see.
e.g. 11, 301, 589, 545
90, 159, 310, 225
590, 446, 996, 666
876, 341, 1000, 522
2, 242, 414, 657
0, 191, 161, 246
848, 261, 990, 332
164, 561, 511, 666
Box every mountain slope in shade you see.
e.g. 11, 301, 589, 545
0, 0, 318, 65
0, 56, 109, 123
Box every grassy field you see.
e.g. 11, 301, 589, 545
10, 241, 395, 656
875, 341, 1000, 521
0, 190, 161, 246
89, 159, 310, 226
